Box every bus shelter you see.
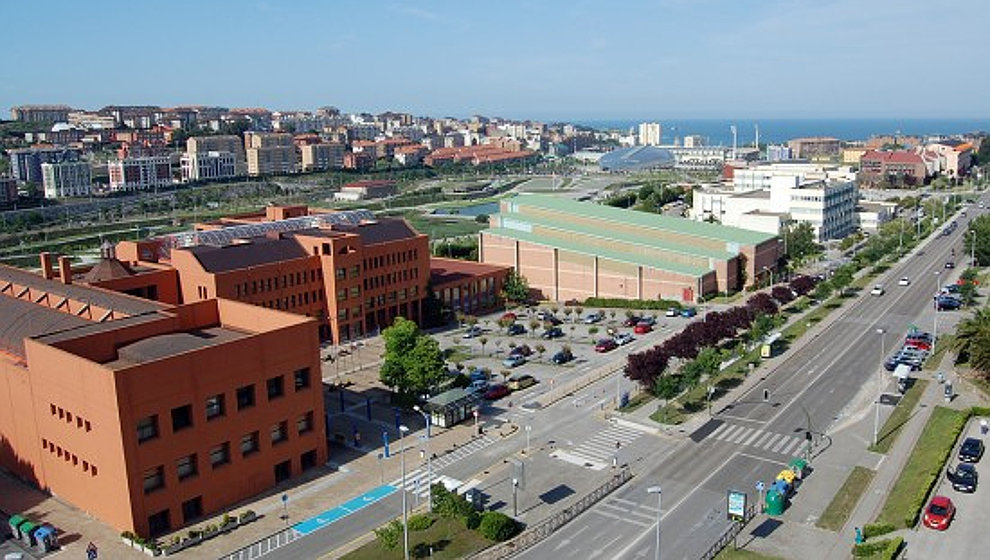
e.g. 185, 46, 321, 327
424, 388, 482, 428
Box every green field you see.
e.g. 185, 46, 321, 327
869, 379, 929, 454
817, 466, 876, 531
340, 517, 493, 560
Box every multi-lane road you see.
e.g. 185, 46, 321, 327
522, 199, 984, 559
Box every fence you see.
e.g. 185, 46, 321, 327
468, 467, 632, 560
698, 505, 756, 560
217, 527, 298, 560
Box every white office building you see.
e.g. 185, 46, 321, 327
108, 156, 173, 192
181, 151, 238, 182
638, 122, 662, 146
41, 161, 91, 199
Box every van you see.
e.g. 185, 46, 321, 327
507, 374, 537, 391
894, 364, 911, 394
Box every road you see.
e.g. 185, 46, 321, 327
522, 199, 984, 560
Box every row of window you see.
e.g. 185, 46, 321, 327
365, 286, 419, 310
143, 411, 314, 496
49, 403, 92, 432
336, 286, 361, 301
362, 267, 419, 292
137, 368, 311, 444
259, 289, 324, 311
235, 270, 322, 297
334, 265, 361, 280
146, 449, 318, 536
42, 438, 97, 476
363, 249, 418, 271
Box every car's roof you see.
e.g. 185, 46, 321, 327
963, 437, 983, 445
931, 495, 952, 506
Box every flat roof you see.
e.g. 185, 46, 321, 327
430, 258, 509, 285
107, 327, 249, 368
504, 193, 775, 246
185, 236, 311, 273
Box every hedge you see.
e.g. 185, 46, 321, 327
478, 511, 519, 542
862, 522, 895, 539
852, 536, 903, 558
581, 297, 681, 310
407, 513, 434, 531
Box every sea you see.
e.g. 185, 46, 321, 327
572, 118, 990, 146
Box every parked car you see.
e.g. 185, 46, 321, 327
462, 326, 483, 339
922, 495, 955, 530
898, 277, 911, 286
507, 323, 527, 336
665, 308, 679, 317
501, 312, 517, 322
509, 344, 533, 357
639, 316, 657, 326
947, 463, 978, 493
469, 369, 488, 382
623, 315, 643, 327
959, 437, 985, 463
543, 316, 563, 326
943, 284, 961, 294
507, 374, 537, 391
469, 379, 489, 393
484, 384, 510, 400
905, 333, 933, 351
551, 349, 574, 365
634, 321, 653, 334
595, 338, 618, 353
945, 261, 955, 269
583, 312, 604, 324
870, 285, 885, 296
937, 296, 962, 311
542, 326, 564, 339
502, 354, 527, 368
679, 307, 697, 318
614, 332, 635, 346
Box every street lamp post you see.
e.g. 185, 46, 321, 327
525, 425, 532, 455
934, 271, 940, 354
412, 405, 432, 513
647, 485, 662, 560
874, 328, 885, 447
399, 424, 410, 560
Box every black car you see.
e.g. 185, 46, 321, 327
622, 316, 643, 327
959, 437, 985, 463
551, 349, 574, 365
948, 463, 978, 493
506, 323, 526, 335
542, 327, 564, 339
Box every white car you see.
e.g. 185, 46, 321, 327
898, 277, 911, 286
870, 285, 885, 296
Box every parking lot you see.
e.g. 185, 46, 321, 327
907, 417, 990, 557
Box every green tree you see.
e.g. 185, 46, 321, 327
501, 270, 531, 304
374, 519, 403, 550
964, 215, 990, 266
783, 222, 821, 262
953, 308, 990, 374
379, 317, 445, 395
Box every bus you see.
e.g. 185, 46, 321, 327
761, 332, 783, 359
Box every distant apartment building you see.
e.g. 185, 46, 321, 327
424, 145, 535, 167
187, 135, 247, 176
10, 104, 73, 123
245, 132, 297, 176
925, 139, 973, 177
731, 162, 855, 193
345, 124, 380, 142
786, 137, 841, 160
300, 142, 345, 171
108, 156, 173, 192
0, 177, 17, 205
765, 144, 793, 162
859, 150, 928, 186
99, 105, 160, 129
41, 161, 92, 199
865, 135, 921, 151
180, 151, 238, 182
394, 144, 428, 166
638, 122, 662, 146
8, 147, 82, 184
682, 134, 706, 148
842, 147, 868, 165
334, 180, 397, 201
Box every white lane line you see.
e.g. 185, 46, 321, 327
742, 429, 764, 447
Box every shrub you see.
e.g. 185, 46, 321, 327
478, 511, 519, 542
374, 519, 403, 550
852, 536, 903, 558
464, 510, 481, 530
407, 513, 435, 531
862, 522, 895, 539
239, 510, 256, 523
121, 531, 136, 541
582, 297, 680, 310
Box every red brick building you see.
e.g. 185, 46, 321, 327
859, 150, 928, 186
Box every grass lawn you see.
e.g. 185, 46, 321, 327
341, 516, 494, 560
816, 466, 876, 531
876, 406, 967, 529
619, 391, 655, 413
399, 213, 486, 239
714, 547, 787, 560
443, 345, 475, 365
922, 334, 955, 371
869, 379, 929, 454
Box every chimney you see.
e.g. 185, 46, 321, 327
58, 256, 72, 285
40, 252, 55, 280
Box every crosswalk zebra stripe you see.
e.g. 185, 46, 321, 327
742, 429, 763, 447
731, 427, 753, 444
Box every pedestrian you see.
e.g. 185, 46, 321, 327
615, 440, 621, 450
981, 419, 988, 435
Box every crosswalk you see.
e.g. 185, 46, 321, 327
591, 496, 660, 528
389, 435, 496, 496
708, 423, 806, 456
552, 423, 645, 469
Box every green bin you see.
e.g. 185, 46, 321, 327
765, 489, 785, 516
789, 458, 808, 480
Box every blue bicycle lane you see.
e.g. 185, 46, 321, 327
293, 484, 398, 536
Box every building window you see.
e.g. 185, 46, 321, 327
350, 266, 360, 278
337, 289, 346, 301
137, 415, 159, 443
294, 368, 311, 391
143, 465, 165, 494
274, 460, 291, 483
297, 411, 314, 434
236, 385, 255, 410
210, 442, 230, 468
177, 454, 198, 481
301, 449, 318, 471
148, 509, 171, 537
171, 404, 193, 432
267, 376, 284, 400
349, 286, 360, 298
271, 421, 289, 445
206, 394, 225, 420
181, 496, 203, 524
240, 432, 260, 456
336, 267, 346, 279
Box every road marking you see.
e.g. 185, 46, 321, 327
780, 438, 801, 456
591, 507, 652, 527
754, 431, 774, 447
709, 423, 730, 438
763, 433, 782, 450
737, 451, 789, 466
771, 437, 789, 453
732, 426, 753, 444
718, 424, 743, 441
742, 429, 763, 447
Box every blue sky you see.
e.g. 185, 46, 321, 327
2, 0, 987, 120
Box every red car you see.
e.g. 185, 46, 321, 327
484, 384, 510, 400
595, 338, 618, 353
922, 495, 955, 530
501, 312, 517, 322
634, 321, 653, 334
